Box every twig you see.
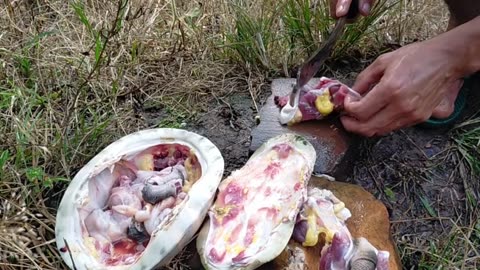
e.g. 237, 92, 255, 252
61, 0, 129, 138
247, 70, 259, 113
64, 238, 77, 270
399, 129, 428, 160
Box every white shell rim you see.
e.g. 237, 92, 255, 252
55, 128, 225, 270
196, 133, 317, 270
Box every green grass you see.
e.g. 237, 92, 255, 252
220, 0, 398, 73
452, 118, 480, 175
401, 217, 480, 269
401, 114, 480, 269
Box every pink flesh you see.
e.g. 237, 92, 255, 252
135, 165, 187, 185
318, 230, 352, 270
87, 168, 116, 210
204, 143, 309, 267
274, 77, 351, 123
78, 168, 117, 235
377, 251, 390, 270
81, 161, 139, 225
113, 161, 138, 183
85, 209, 132, 243
108, 185, 143, 216
79, 143, 201, 266
144, 196, 176, 235
102, 239, 149, 266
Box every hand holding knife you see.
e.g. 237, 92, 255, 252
279, 0, 362, 125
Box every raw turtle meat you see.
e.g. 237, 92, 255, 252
55, 128, 224, 270
292, 188, 390, 270
274, 77, 358, 125
196, 133, 390, 270
196, 133, 316, 270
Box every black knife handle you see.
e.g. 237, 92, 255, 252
346, 0, 360, 20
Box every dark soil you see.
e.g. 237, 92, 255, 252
346, 127, 478, 268
187, 91, 264, 176
344, 73, 480, 268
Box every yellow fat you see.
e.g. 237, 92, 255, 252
226, 244, 243, 255
318, 227, 335, 243
287, 110, 303, 126
84, 237, 100, 259
182, 181, 192, 193
233, 245, 243, 254
136, 153, 154, 171
333, 202, 345, 214
223, 233, 230, 242
302, 211, 337, 246
303, 213, 319, 247
315, 92, 334, 115
265, 151, 276, 161
252, 233, 258, 244
298, 168, 304, 180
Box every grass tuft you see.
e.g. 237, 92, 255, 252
452, 118, 480, 175
399, 217, 480, 269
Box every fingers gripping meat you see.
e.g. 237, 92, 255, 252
274, 77, 353, 125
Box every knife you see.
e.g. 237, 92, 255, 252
279, 0, 360, 125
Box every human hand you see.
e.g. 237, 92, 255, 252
329, 0, 375, 19
340, 38, 464, 137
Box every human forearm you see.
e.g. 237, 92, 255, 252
434, 16, 480, 77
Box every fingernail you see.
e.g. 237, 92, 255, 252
344, 95, 352, 104
337, 4, 345, 15
362, 2, 371, 14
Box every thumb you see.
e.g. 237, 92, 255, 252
335, 0, 353, 18
352, 55, 387, 94
343, 94, 359, 112
359, 0, 374, 16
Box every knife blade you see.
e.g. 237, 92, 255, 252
279, 0, 359, 125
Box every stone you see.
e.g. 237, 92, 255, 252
250, 78, 360, 179
258, 176, 402, 270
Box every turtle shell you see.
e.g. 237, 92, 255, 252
196, 133, 316, 270
55, 128, 224, 270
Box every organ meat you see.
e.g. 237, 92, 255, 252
138, 165, 186, 205
80, 146, 194, 266
292, 188, 390, 270
274, 77, 357, 125
56, 129, 223, 270
85, 209, 132, 243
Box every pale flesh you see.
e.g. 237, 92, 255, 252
203, 143, 311, 268
77, 143, 201, 267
